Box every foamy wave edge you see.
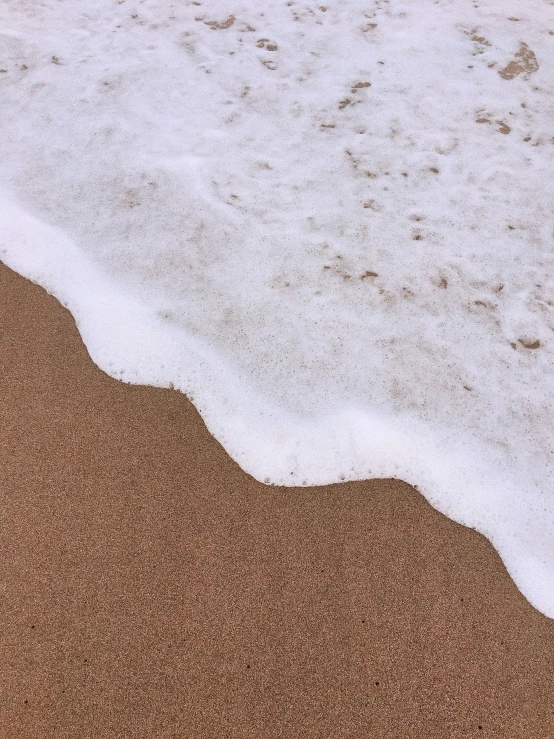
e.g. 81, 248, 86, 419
2, 197, 553, 618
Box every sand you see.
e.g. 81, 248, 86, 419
1, 262, 553, 738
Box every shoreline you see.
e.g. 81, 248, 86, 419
1, 263, 553, 737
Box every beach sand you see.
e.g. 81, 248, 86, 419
1, 262, 553, 738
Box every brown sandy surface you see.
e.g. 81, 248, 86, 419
1, 262, 553, 738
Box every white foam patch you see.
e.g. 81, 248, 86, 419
1, 0, 554, 615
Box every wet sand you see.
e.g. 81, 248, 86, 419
1, 263, 553, 738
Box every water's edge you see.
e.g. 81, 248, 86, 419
2, 200, 552, 618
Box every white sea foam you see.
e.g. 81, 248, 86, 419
1, 0, 554, 614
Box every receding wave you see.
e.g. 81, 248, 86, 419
1, 0, 554, 615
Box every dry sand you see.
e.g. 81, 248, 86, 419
1, 263, 553, 738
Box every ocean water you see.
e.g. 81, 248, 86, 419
1, 0, 554, 615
